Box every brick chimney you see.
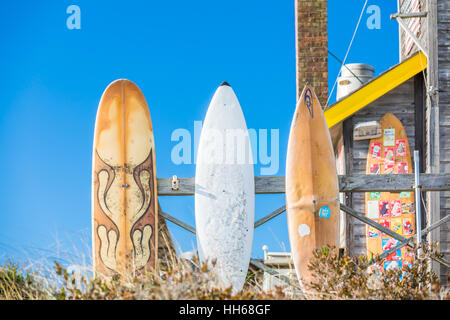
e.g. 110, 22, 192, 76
296, 0, 328, 106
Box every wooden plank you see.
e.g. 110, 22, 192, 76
377, 242, 450, 268
414, 72, 426, 231
414, 73, 425, 174
254, 206, 286, 228
255, 176, 285, 194
159, 210, 196, 234
339, 204, 450, 271
375, 214, 450, 262
339, 206, 450, 269
438, 0, 450, 284
157, 173, 450, 195
426, 0, 441, 277
343, 118, 354, 255
339, 203, 409, 245
391, 12, 428, 19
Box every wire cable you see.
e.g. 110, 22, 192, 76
328, 49, 365, 85
327, 0, 369, 106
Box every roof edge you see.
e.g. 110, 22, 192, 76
325, 51, 427, 128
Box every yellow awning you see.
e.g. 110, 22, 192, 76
325, 51, 427, 128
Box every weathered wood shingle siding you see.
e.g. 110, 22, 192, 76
438, 0, 450, 283
350, 79, 416, 255
400, 0, 428, 60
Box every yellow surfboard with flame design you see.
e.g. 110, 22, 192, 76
92, 79, 158, 276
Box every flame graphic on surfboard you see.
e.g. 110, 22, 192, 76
92, 79, 158, 276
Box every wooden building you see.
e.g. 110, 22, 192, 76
296, 0, 449, 283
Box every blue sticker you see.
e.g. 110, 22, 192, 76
319, 206, 331, 219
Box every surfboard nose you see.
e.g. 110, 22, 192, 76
220, 81, 230, 87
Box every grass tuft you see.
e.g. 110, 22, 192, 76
0, 242, 448, 300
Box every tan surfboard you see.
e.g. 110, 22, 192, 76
92, 79, 158, 276
365, 113, 415, 270
286, 85, 340, 286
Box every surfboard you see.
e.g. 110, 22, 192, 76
92, 79, 158, 276
195, 82, 254, 293
286, 85, 340, 286
365, 112, 415, 270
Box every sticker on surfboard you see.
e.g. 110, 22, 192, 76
383, 128, 395, 146
367, 200, 379, 219
370, 142, 382, 159
368, 226, 380, 238
369, 163, 381, 174
402, 217, 415, 236
397, 162, 408, 174
369, 192, 381, 200
390, 200, 402, 217
304, 88, 314, 118
396, 139, 407, 156
384, 147, 395, 163
319, 206, 331, 219
400, 191, 411, 198
383, 162, 395, 174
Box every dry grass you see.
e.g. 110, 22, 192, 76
0, 252, 288, 300
0, 241, 448, 300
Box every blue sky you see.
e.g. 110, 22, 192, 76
0, 1, 399, 267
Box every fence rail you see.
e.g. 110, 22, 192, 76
157, 173, 450, 195
157, 173, 450, 289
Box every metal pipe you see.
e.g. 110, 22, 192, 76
395, 17, 429, 57
414, 150, 423, 258
390, 12, 428, 19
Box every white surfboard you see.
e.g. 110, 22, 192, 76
195, 82, 255, 293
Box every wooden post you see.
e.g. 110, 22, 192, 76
343, 118, 354, 255
414, 73, 425, 174
332, 123, 347, 250
397, 0, 402, 62
414, 73, 426, 232
425, 0, 440, 276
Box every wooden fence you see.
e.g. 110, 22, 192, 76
157, 173, 450, 289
